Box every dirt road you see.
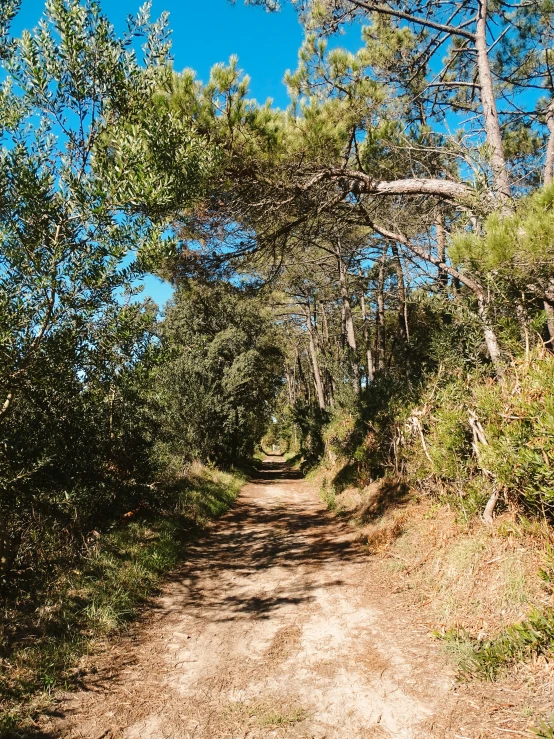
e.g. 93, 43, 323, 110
42, 457, 464, 738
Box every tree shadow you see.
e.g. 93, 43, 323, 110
32, 458, 367, 735
330, 460, 361, 493
355, 477, 411, 523
8, 726, 59, 738
155, 459, 365, 623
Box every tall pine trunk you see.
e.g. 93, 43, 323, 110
337, 251, 360, 393
477, 297, 503, 375
375, 245, 387, 372
391, 242, 409, 344
545, 103, 554, 186
359, 282, 375, 384
303, 303, 326, 409
476, 0, 510, 201
318, 300, 334, 406
436, 211, 449, 288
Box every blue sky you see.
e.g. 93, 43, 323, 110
16, 0, 306, 309
17, 0, 304, 106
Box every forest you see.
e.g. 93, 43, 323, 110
2, 0, 554, 735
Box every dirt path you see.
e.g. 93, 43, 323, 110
41, 458, 473, 739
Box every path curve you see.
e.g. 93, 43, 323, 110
43, 457, 458, 739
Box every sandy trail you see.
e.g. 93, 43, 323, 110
41, 457, 461, 739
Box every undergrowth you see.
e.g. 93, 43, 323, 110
0, 464, 245, 736
319, 476, 337, 510
437, 546, 554, 681
308, 350, 554, 524
438, 607, 554, 680
316, 449, 554, 689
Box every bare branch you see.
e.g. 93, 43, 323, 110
344, 0, 477, 41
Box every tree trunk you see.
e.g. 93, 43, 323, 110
483, 489, 500, 525
436, 211, 449, 288
338, 260, 357, 354
0, 392, 13, 423
318, 301, 334, 406
477, 297, 504, 376
297, 350, 310, 402
375, 246, 387, 371
545, 102, 554, 186
391, 242, 409, 344
291, 356, 298, 405
304, 304, 326, 409
475, 0, 510, 201
285, 367, 295, 406
368, 220, 504, 373
337, 253, 360, 392
323, 169, 473, 201
360, 285, 375, 384
319, 300, 330, 345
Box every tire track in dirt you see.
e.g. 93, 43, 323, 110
39, 457, 462, 739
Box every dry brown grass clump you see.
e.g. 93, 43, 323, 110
363, 515, 407, 553
334, 476, 409, 553
387, 504, 551, 637
328, 464, 551, 639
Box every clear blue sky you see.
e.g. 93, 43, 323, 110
17, 0, 304, 106
16, 0, 305, 309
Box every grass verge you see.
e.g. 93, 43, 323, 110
438, 607, 554, 681
0, 464, 245, 737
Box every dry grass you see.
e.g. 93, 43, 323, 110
362, 515, 406, 553
389, 505, 550, 637
330, 469, 550, 638
334, 477, 409, 553
319, 462, 554, 734
221, 698, 309, 729
326, 464, 554, 667
264, 624, 302, 665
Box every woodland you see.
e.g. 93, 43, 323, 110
2, 0, 554, 732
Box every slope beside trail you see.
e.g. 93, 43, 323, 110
40, 457, 493, 739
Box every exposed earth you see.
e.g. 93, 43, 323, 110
37, 458, 531, 738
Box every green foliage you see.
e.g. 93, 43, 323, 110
290, 401, 327, 466
0, 0, 202, 579
450, 186, 554, 280
4, 0, 554, 730
533, 718, 554, 739
0, 6, 263, 730
320, 476, 336, 510
381, 351, 554, 517
474, 361, 554, 513
153, 280, 284, 467
0, 0, 179, 410
0, 297, 163, 583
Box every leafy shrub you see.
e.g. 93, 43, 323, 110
378, 351, 554, 519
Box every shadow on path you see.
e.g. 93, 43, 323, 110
155, 457, 366, 623
34, 457, 366, 738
